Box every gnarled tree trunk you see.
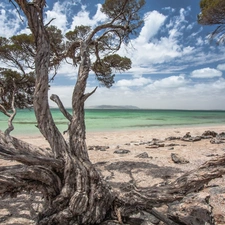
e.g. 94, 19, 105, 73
0, 1, 114, 224
36, 41, 114, 224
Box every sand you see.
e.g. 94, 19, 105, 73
0, 125, 225, 224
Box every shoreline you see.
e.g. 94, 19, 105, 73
12, 124, 225, 149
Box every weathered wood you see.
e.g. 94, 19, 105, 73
0, 143, 63, 170
0, 131, 52, 157
0, 164, 61, 198
50, 94, 72, 122
1, 2, 115, 224
119, 154, 225, 208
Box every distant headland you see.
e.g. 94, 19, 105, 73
86, 105, 139, 109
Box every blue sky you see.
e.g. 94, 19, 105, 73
1, 0, 225, 109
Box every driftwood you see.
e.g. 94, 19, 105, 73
120, 154, 225, 205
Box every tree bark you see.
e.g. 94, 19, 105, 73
2, 1, 115, 224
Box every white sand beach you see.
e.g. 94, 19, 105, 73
0, 125, 225, 224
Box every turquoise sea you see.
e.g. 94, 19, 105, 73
0, 109, 225, 135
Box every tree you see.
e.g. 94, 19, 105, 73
0, 0, 142, 224
0, 1, 225, 224
0, 33, 35, 137
198, 0, 225, 43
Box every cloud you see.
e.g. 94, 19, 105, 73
186, 23, 195, 30
195, 37, 204, 46
0, 6, 23, 37
136, 11, 166, 44
84, 76, 225, 110
48, 74, 225, 110
118, 7, 195, 72
217, 63, 225, 71
70, 4, 107, 29
115, 77, 152, 87
163, 7, 175, 13
190, 68, 222, 78
45, 2, 68, 32
150, 74, 189, 88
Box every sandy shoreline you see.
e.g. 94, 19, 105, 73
1, 125, 225, 224
15, 124, 225, 147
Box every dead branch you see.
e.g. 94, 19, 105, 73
0, 144, 63, 170
0, 165, 61, 198
4, 79, 16, 138
147, 208, 179, 225
0, 104, 11, 117
0, 131, 52, 157
50, 94, 72, 122
83, 87, 98, 101
120, 154, 225, 208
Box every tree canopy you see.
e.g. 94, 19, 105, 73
0, 1, 145, 223
0, 34, 35, 117
198, 0, 225, 43
198, 0, 225, 25
0, 68, 35, 111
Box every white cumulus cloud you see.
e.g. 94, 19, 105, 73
0, 7, 23, 37
136, 10, 166, 44
45, 2, 68, 32
217, 63, 225, 71
149, 74, 189, 89
190, 68, 222, 78
115, 77, 152, 87
118, 7, 195, 71
70, 4, 107, 29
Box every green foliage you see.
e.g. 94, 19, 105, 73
47, 26, 64, 54
92, 54, 131, 88
102, 0, 145, 38
0, 33, 36, 112
198, 0, 225, 43
0, 0, 144, 98
0, 34, 35, 71
65, 26, 91, 41
198, 0, 225, 25
0, 34, 36, 112
0, 68, 35, 111
46, 26, 66, 73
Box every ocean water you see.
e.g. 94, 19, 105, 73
0, 108, 225, 135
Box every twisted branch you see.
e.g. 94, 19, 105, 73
0, 144, 63, 170
0, 164, 61, 198
120, 154, 225, 208
50, 94, 72, 122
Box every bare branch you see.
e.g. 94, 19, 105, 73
9, 0, 24, 22
45, 18, 56, 27
0, 144, 63, 170
147, 208, 178, 225
50, 94, 72, 122
4, 79, 16, 137
83, 87, 98, 102
0, 104, 11, 117
0, 131, 52, 157
93, 30, 123, 60
0, 165, 61, 198
121, 154, 225, 208
87, 23, 126, 44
